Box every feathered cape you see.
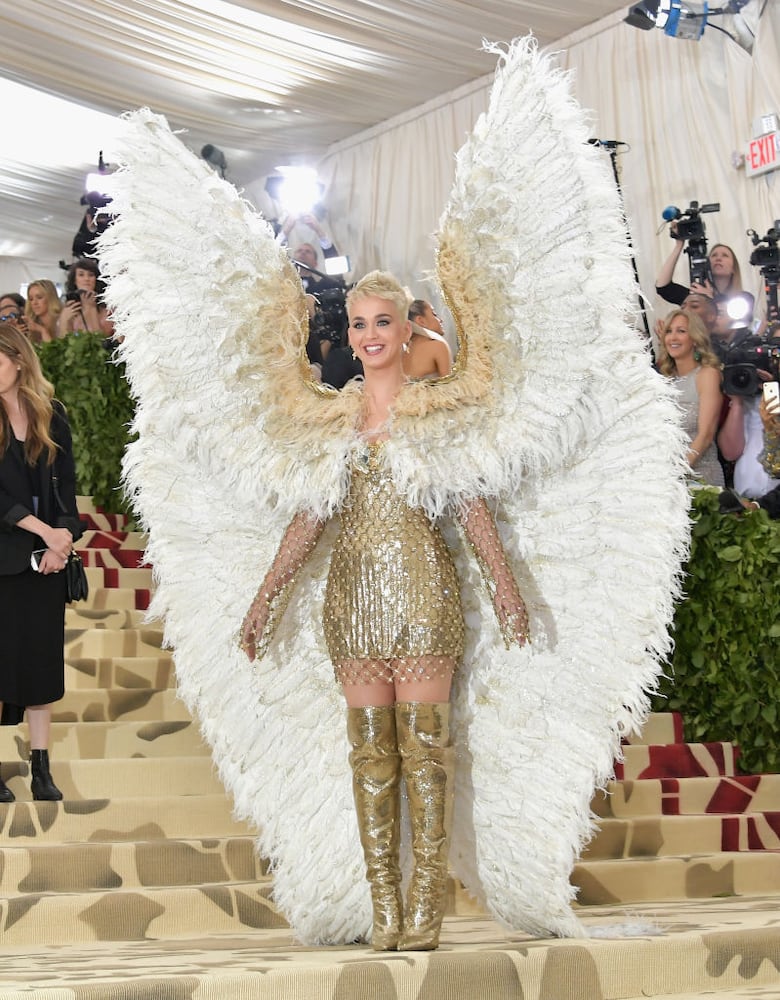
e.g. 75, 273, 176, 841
98, 37, 690, 943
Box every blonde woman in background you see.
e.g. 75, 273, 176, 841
657, 308, 724, 486
24, 280, 62, 343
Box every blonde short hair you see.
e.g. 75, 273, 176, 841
347, 271, 412, 324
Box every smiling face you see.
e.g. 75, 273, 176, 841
663, 314, 694, 364
348, 295, 410, 373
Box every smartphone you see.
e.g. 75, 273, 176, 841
762, 381, 780, 411
65, 290, 83, 303
30, 548, 47, 571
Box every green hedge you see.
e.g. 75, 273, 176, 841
36, 333, 135, 515
653, 487, 780, 774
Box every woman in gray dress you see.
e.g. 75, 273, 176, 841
657, 308, 724, 487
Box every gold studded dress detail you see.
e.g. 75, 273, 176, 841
323, 443, 465, 684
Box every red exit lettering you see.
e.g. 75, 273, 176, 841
749, 133, 777, 171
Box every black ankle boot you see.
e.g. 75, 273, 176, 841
30, 750, 63, 801
0, 768, 14, 803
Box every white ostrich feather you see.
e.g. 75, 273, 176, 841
98, 37, 689, 944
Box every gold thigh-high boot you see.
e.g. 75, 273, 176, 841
396, 701, 454, 951
346, 705, 403, 950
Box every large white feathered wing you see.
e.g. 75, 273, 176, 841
388, 38, 689, 936
98, 110, 370, 945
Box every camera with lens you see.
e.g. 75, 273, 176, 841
311, 286, 348, 348
662, 199, 720, 287
721, 335, 780, 397
747, 222, 780, 325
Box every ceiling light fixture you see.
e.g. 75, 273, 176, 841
624, 0, 752, 46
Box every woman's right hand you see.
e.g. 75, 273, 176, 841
58, 301, 80, 334
240, 589, 273, 662
43, 526, 73, 562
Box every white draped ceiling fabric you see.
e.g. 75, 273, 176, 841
0, 0, 627, 285
319, 2, 779, 324
0, 0, 778, 326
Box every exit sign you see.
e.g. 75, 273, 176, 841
746, 131, 780, 177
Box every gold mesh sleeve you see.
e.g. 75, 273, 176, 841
457, 498, 530, 648
240, 511, 326, 660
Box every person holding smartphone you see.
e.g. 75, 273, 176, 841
0, 321, 81, 802
57, 259, 113, 337
719, 387, 780, 517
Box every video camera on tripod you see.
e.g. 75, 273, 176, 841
661, 199, 720, 287
719, 221, 780, 397
747, 222, 780, 325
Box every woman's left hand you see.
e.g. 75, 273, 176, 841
493, 578, 531, 648
38, 549, 69, 576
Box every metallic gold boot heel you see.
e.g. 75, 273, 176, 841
347, 706, 403, 951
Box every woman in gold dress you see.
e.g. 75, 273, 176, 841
240, 271, 530, 952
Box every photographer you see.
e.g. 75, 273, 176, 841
57, 259, 113, 338
720, 392, 780, 517
718, 381, 780, 499
656, 232, 751, 308
293, 241, 347, 360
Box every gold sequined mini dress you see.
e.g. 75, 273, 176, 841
323, 442, 465, 684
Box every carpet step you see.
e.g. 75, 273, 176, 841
85, 566, 154, 590
0, 794, 252, 843
77, 585, 152, 611
51, 687, 189, 724
625, 712, 684, 746
0, 898, 778, 1000
65, 606, 149, 629
75, 500, 133, 533
0, 720, 207, 760
0, 880, 285, 946
574, 851, 780, 904
584, 813, 780, 859
79, 548, 150, 569
77, 528, 145, 550
617, 741, 738, 780
0, 756, 223, 800
65, 656, 175, 689
593, 774, 780, 818
65, 626, 164, 659
0, 836, 265, 895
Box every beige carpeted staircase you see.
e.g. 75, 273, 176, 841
0, 499, 778, 999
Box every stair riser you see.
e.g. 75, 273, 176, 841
0, 837, 266, 895
0, 757, 222, 800
585, 814, 780, 859
0, 797, 253, 843
0, 722, 208, 761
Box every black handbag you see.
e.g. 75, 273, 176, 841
51, 475, 89, 603
63, 552, 89, 602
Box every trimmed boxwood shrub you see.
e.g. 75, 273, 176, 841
653, 487, 780, 774
36, 333, 134, 515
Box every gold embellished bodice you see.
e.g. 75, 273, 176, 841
322, 443, 464, 675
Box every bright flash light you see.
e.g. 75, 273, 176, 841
274, 166, 321, 216
85, 172, 121, 197
727, 294, 752, 323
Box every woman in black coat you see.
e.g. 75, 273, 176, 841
0, 322, 81, 801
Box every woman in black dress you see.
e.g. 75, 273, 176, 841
0, 322, 80, 801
